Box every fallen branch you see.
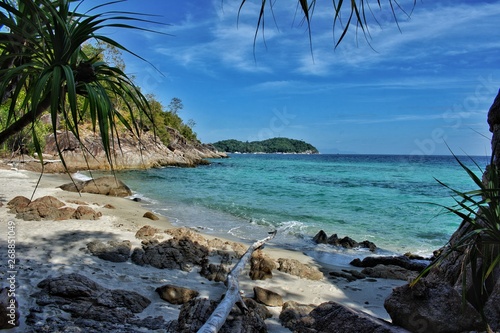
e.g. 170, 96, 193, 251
197, 230, 277, 333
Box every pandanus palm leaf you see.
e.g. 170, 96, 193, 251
0, 0, 162, 168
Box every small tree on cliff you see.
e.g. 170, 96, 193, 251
0, 0, 161, 166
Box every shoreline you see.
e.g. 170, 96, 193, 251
0, 167, 406, 332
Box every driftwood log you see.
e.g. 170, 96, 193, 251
197, 230, 277, 333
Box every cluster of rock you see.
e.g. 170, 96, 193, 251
26, 273, 169, 333
5, 128, 227, 173
6, 226, 327, 332
313, 229, 377, 252
7, 195, 101, 221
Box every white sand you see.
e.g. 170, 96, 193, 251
0, 168, 405, 332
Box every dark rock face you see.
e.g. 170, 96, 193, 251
33, 273, 151, 324
484, 279, 500, 332
277, 258, 323, 280
362, 265, 418, 281
87, 240, 132, 262
313, 230, 328, 244
59, 176, 132, 197
295, 301, 410, 333
313, 230, 377, 252
384, 219, 500, 332
175, 297, 270, 333
155, 284, 199, 305
249, 249, 276, 280
329, 269, 366, 282
350, 255, 428, 272
200, 258, 229, 282
279, 301, 316, 330
384, 280, 484, 333
131, 237, 209, 271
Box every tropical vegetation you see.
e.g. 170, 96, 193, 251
212, 137, 318, 154
411, 155, 500, 328
0, 0, 201, 166
0, 0, 498, 328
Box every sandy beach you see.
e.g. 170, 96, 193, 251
0, 167, 406, 332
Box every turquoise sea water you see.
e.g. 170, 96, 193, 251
96, 154, 490, 267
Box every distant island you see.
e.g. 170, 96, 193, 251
211, 138, 319, 154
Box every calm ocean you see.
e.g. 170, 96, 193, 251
95, 154, 490, 267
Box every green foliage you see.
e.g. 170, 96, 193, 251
412, 155, 500, 326
140, 95, 198, 146
0, 0, 163, 169
212, 138, 318, 154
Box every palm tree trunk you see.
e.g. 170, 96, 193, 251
0, 94, 52, 145
487, 89, 500, 166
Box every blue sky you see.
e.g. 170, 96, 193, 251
90, 0, 500, 155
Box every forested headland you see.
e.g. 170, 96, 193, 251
211, 138, 319, 154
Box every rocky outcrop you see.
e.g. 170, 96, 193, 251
384, 219, 500, 332
313, 230, 377, 252
362, 265, 418, 281
135, 225, 161, 241
7, 195, 101, 221
59, 176, 132, 197
33, 273, 151, 323
87, 240, 132, 262
131, 237, 209, 271
29, 128, 227, 172
200, 258, 229, 282
350, 255, 428, 272
155, 284, 199, 305
253, 286, 283, 307
279, 301, 317, 329
174, 298, 271, 333
143, 211, 159, 220
280, 301, 409, 333
277, 258, 323, 280
249, 249, 276, 280
385, 280, 484, 333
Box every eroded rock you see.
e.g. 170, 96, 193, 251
33, 273, 151, 324
59, 176, 132, 197
131, 236, 209, 271
253, 286, 283, 307
87, 240, 131, 262
277, 258, 323, 280
175, 297, 270, 333
288, 301, 410, 333
155, 284, 199, 305
249, 249, 276, 280
384, 280, 484, 333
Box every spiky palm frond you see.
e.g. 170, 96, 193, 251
412, 155, 500, 324
0, 0, 162, 168
238, 0, 416, 52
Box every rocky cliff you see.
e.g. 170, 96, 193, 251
7, 128, 226, 173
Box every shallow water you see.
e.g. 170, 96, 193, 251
89, 154, 490, 266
